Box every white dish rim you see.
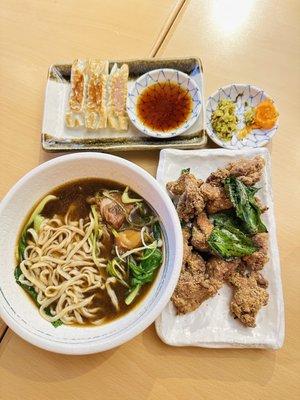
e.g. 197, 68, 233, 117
205, 83, 279, 149
127, 68, 201, 139
0, 152, 183, 354
155, 147, 285, 349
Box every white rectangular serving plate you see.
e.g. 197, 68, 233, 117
42, 57, 206, 152
155, 148, 284, 349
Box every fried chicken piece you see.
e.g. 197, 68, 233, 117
172, 252, 240, 314
206, 187, 233, 214
206, 256, 240, 281
200, 182, 220, 200
167, 173, 205, 222
207, 156, 265, 187
166, 173, 203, 196
243, 233, 269, 271
172, 251, 215, 314
228, 156, 265, 186
206, 169, 230, 187
182, 227, 192, 263
191, 212, 213, 251
200, 183, 233, 214
229, 269, 269, 327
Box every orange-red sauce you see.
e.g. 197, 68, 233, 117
136, 82, 192, 132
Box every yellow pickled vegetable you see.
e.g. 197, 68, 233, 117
211, 99, 238, 141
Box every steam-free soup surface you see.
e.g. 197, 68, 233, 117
16, 178, 164, 327
136, 82, 192, 132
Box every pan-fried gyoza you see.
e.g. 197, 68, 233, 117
65, 59, 129, 131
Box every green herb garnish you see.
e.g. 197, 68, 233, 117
224, 177, 267, 234
181, 168, 190, 175
152, 221, 161, 240
208, 225, 257, 259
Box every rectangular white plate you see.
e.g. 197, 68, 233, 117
155, 148, 284, 349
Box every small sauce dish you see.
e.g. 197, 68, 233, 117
127, 68, 201, 139
206, 84, 279, 149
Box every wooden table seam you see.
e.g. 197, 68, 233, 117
149, 0, 189, 57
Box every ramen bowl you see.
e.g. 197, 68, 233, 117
0, 153, 182, 354
127, 68, 201, 139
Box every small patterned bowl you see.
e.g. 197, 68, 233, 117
206, 84, 279, 149
127, 68, 201, 139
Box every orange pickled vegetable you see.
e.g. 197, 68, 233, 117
254, 100, 278, 129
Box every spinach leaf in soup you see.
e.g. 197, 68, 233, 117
125, 248, 162, 305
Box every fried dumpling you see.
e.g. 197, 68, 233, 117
85, 60, 109, 130
65, 59, 87, 128
107, 63, 129, 131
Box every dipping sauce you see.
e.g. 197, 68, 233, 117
136, 82, 192, 132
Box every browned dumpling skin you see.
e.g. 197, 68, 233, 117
107, 63, 129, 130
65, 59, 87, 128
85, 60, 109, 130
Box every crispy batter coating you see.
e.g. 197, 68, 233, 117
166, 173, 203, 196
172, 252, 240, 314
206, 256, 240, 281
200, 182, 221, 200
191, 212, 214, 251
207, 156, 265, 187
167, 157, 269, 324
182, 227, 192, 263
167, 173, 205, 221
206, 186, 233, 214
200, 183, 233, 213
229, 269, 269, 327
243, 233, 269, 271
172, 251, 214, 314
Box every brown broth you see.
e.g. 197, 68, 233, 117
17, 178, 163, 326
136, 82, 192, 132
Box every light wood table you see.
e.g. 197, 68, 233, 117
0, 1, 300, 399
0, 0, 184, 337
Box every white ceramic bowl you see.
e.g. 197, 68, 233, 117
206, 84, 279, 149
0, 153, 183, 354
127, 68, 201, 139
